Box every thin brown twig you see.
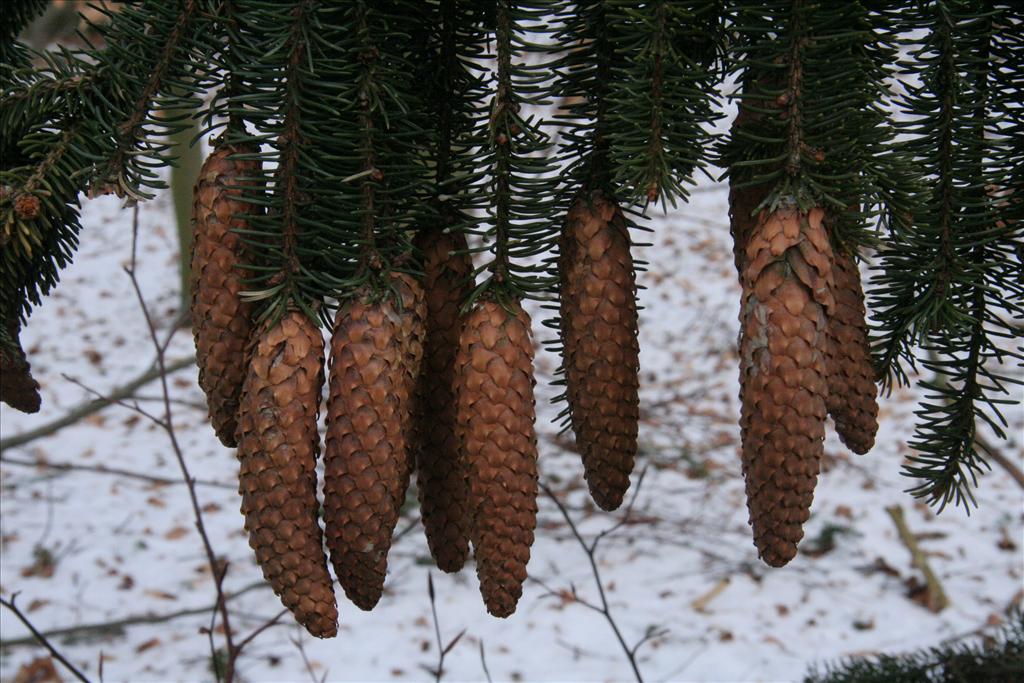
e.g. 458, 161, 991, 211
234, 609, 288, 654
0, 581, 269, 649
478, 639, 492, 683
0, 454, 234, 489
886, 504, 950, 613
424, 573, 465, 683
0, 593, 91, 683
292, 634, 329, 683
977, 434, 1024, 491
124, 205, 236, 682
0, 356, 195, 452
539, 467, 653, 683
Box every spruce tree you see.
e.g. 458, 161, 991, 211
2, 0, 1020, 630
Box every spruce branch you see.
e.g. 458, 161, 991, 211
874, 1, 1024, 511
276, 0, 314, 301
471, 0, 559, 304
96, 0, 202, 201
604, 0, 723, 206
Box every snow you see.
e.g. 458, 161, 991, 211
1, 176, 1022, 683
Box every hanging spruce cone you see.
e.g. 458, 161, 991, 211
235, 310, 337, 637
412, 231, 473, 572
190, 143, 259, 447
0, 319, 41, 414
455, 299, 539, 617
392, 272, 427, 512
728, 181, 770, 277
324, 278, 423, 610
738, 206, 834, 567
825, 245, 879, 455
559, 191, 640, 511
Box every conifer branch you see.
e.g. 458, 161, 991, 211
98, 0, 201, 201
491, 0, 514, 284
277, 0, 313, 292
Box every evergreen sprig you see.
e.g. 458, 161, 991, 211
605, 0, 724, 207
804, 610, 1024, 683
722, 0, 904, 242
469, 0, 561, 305
418, 0, 492, 225
1, 0, 205, 341
551, 0, 616, 197
872, 1, 1023, 511
0, 0, 48, 68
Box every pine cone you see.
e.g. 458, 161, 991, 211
738, 207, 834, 567
324, 279, 423, 610
559, 191, 640, 511
392, 272, 427, 512
191, 143, 259, 447
412, 231, 473, 572
728, 182, 770, 277
0, 319, 41, 414
455, 299, 539, 617
235, 310, 337, 638
825, 246, 878, 455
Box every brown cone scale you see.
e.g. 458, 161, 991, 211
825, 247, 879, 455
0, 319, 41, 414
190, 143, 259, 447
455, 300, 539, 617
235, 310, 337, 638
393, 272, 427, 514
738, 207, 834, 567
412, 232, 474, 572
324, 278, 423, 611
559, 191, 640, 511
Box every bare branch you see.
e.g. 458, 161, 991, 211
479, 639, 493, 683
0, 581, 269, 649
425, 573, 464, 683
0, 454, 234, 489
0, 593, 92, 683
539, 467, 654, 683
234, 609, 288, 655
0, 356, 195, 452
124, 205, 237, 681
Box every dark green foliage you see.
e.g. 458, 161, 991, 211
417, 0, 492, 219
870, 2, 1024, 511
804, 612, 1024, 683
605, 0, 724, 206
2, 0, 203, 346
552, 0, 724, 205
720, 0, 908, 248
0, 0, 48, 67
466, 0, 561, 306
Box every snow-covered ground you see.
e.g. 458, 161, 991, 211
1, 176, 1021, 683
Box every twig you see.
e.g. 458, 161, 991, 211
0, 581, 269, 648
479, 639, 493, 683
977, 434, 1024, 491
0, 454, 234, 489
424, 573, 465, 683
234, 609, 288, 654
690, 577, 731, 613
0, 356, 195, 452
124, 206, 236, 681
539, 467, 652, 683
292, 634, 328, 683
886, 505, 950, 613
0, 593, 91, 683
